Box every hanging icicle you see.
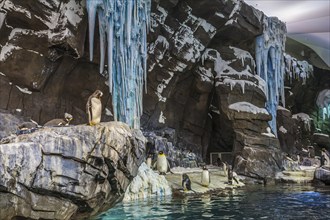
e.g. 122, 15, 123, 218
316, 89, 330, 121
86, 0, 151, 129
255, 17, 287, 137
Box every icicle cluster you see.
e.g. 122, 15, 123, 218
255, 17, 287, 137
316, 89, 330, 121
86, 0, 151, 128
284, 53, 313, 85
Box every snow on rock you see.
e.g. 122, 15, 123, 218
292, 113, 312, 131
229, 101, 269, 115
261, 127, 276, 138
0, 10, 6, 30
201, 48, 266, 95
277, 105, 290, 112
155, 71, 174, 102
123, 162, 172, 201
159, 111, 166, 124
15, 86, 32, 95
229, 46, 255, 67
0, 43, 21, 61
284, 53, 313, 85
150, 6, 168, 33
279, 126, 287, 134
313, 133, 329, 138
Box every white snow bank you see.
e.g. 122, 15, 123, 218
123, 162, 172, 201
229, 102, 269, 115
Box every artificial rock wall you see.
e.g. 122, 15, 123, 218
2, 0, 328, 179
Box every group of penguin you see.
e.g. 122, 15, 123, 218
14, 89, 239, 193
146, 151, 212, 192
16, 90, 103, 134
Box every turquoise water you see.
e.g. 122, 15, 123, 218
96, 185, 330, 220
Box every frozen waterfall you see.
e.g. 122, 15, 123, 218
255, 17, 287, 137
86, 0, 151, 128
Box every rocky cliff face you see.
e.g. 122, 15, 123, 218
0, 122, 146, 219
2, 0, 329, 184
0, 0, 283, 179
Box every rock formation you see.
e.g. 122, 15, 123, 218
0, 122, 146, 219
0, 0, 329, 198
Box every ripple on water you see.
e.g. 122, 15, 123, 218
96, 185, 330, 220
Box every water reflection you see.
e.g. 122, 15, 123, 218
96, 185, 330, 220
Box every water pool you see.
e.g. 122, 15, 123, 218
96, 185, 330, 220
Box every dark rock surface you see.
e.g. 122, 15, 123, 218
315, 167, 330, 185
0, 122, 146, 219
1, 0, 328, 187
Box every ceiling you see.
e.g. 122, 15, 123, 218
244, 0, 330, 69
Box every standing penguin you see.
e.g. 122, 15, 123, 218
44, 113, 73, 127
182, 173, 192, 191
155, 151, 170, 175
86, 90, 103, 126
201, 165, 210, 187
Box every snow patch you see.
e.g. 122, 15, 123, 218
123, 162, 172, 201
279, 126, 287, 134
0, 43, 22, 61
105, 108, 113, 117
313, 133, 329, 138
277, 105, 290, 112
159, 111, 166, 124
229, 102, 269, 115
155, 72, 174, 102
3, 1, 31, 19
15, 86, 32, 95
284, 53, 313, 85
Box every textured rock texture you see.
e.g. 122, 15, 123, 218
0, 122, 146, 219
2, 0, 328, 184
315, 167, 330, 185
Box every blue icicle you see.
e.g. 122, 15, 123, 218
86, 0, 151, 128
255, 17, 286, 137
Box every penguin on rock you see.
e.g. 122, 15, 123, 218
154, 151, 171, 175
86, 90, 103, 126
182, 173, 192, 191
44, 113, 73, 127
201, 165, 210, 187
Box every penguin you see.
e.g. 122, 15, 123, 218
182, 173, 192, 191
155, 151, 170, 175
44, 113, 73, 127
86, 90, 103, 126
223, 162, 228, 177
227, 165, 233, 185
146, 154, 153, 168
16, 121, 39, 135
201, 165, 210, 187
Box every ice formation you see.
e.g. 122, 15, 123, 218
201, 48, 266, 95
284, 53, 313, 85
255, 17, 287, 136
86, 0, 151, 128
316, 89, 330, 120
123, 162, 172, 201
